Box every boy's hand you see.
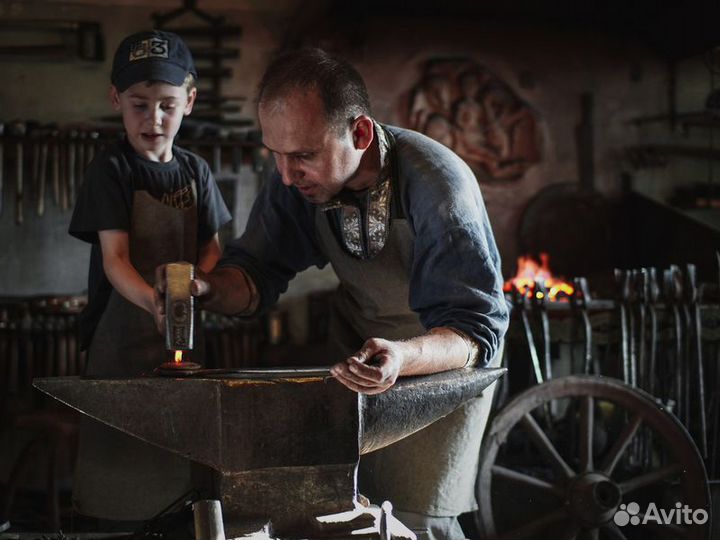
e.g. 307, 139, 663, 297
153, 263, 212, 330
153, 264, 168, 335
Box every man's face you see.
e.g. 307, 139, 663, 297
259, 88, 361, 204
111, 80, 196, 162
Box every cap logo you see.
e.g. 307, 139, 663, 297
129, 37, 169, 62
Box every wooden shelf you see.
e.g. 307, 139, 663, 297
631, 110, 720, 129
627, 144, 720, 162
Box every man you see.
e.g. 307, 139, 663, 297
156, 47, 508, 540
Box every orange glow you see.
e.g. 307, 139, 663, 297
503, 253, 574, 301
174, 350, 183, 364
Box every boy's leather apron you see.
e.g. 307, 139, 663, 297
315, 204, 500, 516
73, 186, 203, 521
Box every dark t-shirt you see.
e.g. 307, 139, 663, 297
69, 138, 232, 349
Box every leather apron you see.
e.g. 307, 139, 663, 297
73, 185, 203, 521
315, 191, 500, 517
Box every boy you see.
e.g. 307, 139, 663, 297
68, 30, 231, 525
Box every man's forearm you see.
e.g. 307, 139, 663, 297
330, 327, 480, 395
198, 266, 258, 316
397, 327, 477, 376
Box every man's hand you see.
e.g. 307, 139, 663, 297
330, 337, 405, 395
153, 263, 212, 334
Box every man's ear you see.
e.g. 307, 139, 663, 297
109, 85, 121, 111
184, 87, 198, 116
351, 115, 374, 150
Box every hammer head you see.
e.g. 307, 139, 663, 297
165, 262, 194, 350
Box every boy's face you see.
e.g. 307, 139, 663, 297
110, 80, 196, 162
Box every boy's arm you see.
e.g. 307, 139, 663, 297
98, 229, 156, 315
197, 233, 222, 273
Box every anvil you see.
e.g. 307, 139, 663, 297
34, 366, 505, 537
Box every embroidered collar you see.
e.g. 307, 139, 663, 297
321, 121, 394, 259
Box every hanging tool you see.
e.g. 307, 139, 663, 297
37, 126, 50, 216
627, 269, 639, 388
675, 265, 692, 427
9, 121, 26, 225
614, 269, 631, 384
50, 128, 60, 208
86, 130, 99, 166
570, 277, 594, 375
231, 142, 243, 174
515, 288, 544, 386
0, 122, 4, 217
77, 131, 86, 181
645, 267, 660, 398
685, 264, 708, 460
513, 287, 552, 425
67, 129, 77, 207
712, 252, 720, 476
531, 279, 552, 383
664, 266, 684, 422
639, 268, 660, 469
212, 142, 222, 177
30, 127, 40, 211
635, 269, 649, 392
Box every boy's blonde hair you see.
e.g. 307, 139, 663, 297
140, 73, 196, 94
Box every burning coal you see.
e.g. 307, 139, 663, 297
504, 253, 574, 301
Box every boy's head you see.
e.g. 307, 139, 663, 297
111, 30, 197, 92
110, 30, 198, 162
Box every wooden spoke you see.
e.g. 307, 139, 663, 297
619, 463, 684, 495
601, 522, 628, 540
637, 512, 687, 539
521, 412, 575, 480
498, 507, 568, 540
601, 413, 642, 476
574, 528, 599, 540
492, 465, 565, 497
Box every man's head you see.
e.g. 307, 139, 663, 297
257, 48, 376, 203
110, 30, 198, 161
258, 47, 371, 133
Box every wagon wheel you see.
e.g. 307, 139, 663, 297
475, 375, 710, 540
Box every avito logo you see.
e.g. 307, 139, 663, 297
614, 502, 708, 527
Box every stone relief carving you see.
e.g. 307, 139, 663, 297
408, 58, 542, 181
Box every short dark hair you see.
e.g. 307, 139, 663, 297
257, 47, 371, 131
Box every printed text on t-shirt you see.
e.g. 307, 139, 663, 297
161, 186, 194, 209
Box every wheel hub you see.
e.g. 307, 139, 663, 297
567, 472, 621, 527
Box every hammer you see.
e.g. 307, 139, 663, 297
165, 262, 195, 352
36, 124, 53, 216
8, 120, 26, 225
157, 262, 201, 374
67, 129, 78, 207
0, 121, 4, 217
50, 127, 60, 208
86, 130, 99, 166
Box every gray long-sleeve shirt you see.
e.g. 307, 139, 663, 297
220, 124, 509, 365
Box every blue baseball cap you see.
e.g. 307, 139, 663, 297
111, 30, 197, 92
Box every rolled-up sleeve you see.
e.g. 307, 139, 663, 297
219, 172, 328, 314
397, 131, 510, 366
